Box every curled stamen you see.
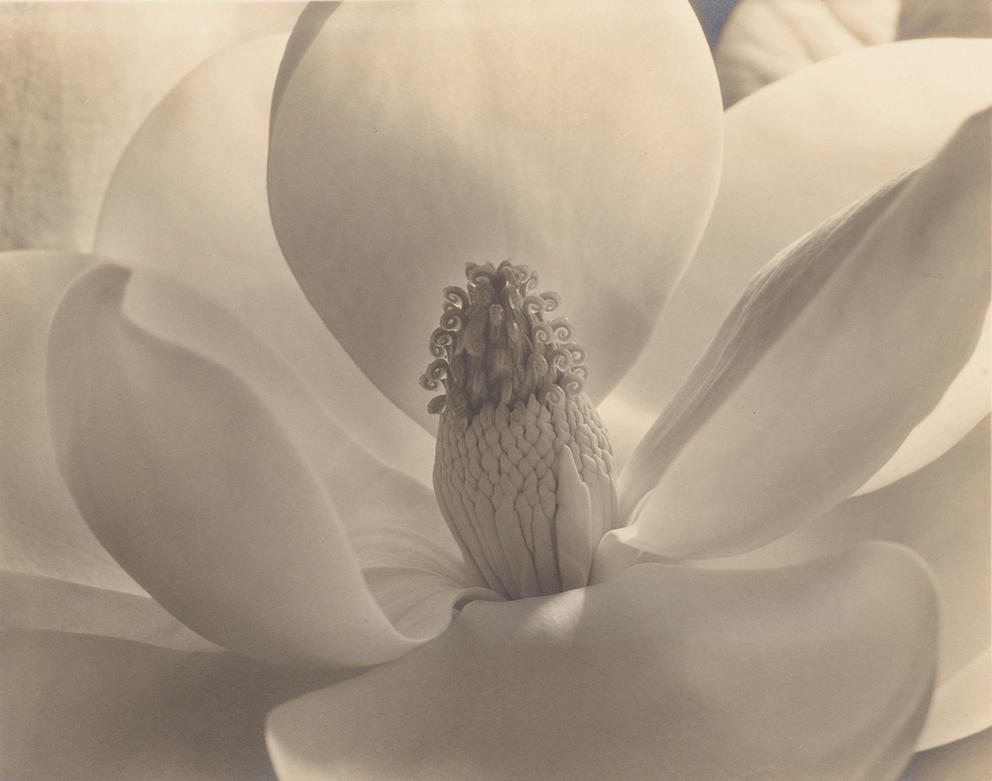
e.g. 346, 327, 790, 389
423, 261, 589, 415
550, 318, 573, 341
430, 328, 454, 358
440, 310, 465, 332
560, 371, 585, 396
522, 295, 547, 319
539, 383, 566, 406
540, 291, 561, 312
564, 342, 585, 365
424, 358, 449, 383
420, 374, 440, 391
548, 346, 573, 373
532, 322, 554, 345
466, 262, 496, 286
442, 286, 470, 311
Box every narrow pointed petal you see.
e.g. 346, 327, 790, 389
0, 250, 139, 592
268, 544, 937, 781
613, 39, 992, 480
0, 571, 217, 652
47, 264, 439, 668
667, 417, 989, 748
0, 630, 338, 781
0, 3, 302, 250
619, 108, 990, 558
267, 1, 723, 427
94, 33, 432, 482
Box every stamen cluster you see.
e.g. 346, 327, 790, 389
421, 261, 619, 600
420, 261, 588, 417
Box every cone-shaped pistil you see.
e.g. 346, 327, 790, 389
422, 262, 620, 599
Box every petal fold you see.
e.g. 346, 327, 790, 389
267, 543, 937, 781
47, 264, 444, 668
661, 417, 989, 749
613, 38, 992, 477
619, 107, 990, 558
94, 33, 433, 483
268, 1, 723, 427
0, 250, 138, 592
0, 570, 217, 652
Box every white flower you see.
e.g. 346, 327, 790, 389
1, 3, 989, 779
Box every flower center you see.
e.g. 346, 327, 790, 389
422, 261, 620, 600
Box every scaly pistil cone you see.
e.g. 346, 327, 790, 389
422, 261, 620, 600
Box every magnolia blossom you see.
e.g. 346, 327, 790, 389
1, 3, 990, 780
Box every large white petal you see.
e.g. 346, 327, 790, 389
618, 107, 990, 558
0, 629, 337, 781
0, 3, 302, 251
268, 544, 937, 781
47, 264, 483, 667
93, 32, 433, 483
268, 1, 723, 428
609, 38, 992, 476
106, 261, 501, 633
630, 417, 989, 749
0, 250, 138, 591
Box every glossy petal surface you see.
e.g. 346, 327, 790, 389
268, 544, 936, 781
612, 39, 992, 478
618, 108, 990, 558
94, 33, 432, 483
268, 1, 723, 427
673, 417, 989, 748
0, 630, 337, 781
0, 250, 138, 592
47, 264, 450, 667
98, 260, 496, 636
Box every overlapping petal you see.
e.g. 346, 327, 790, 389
0, 250, 139, 592
46, 263, 488, 667
609, 38, 992, 476
666, 417, 989, 748
712, 0, 899, 105
902, 729, 992, 781
0, 571, 217, 653
93, 32, 433, 484
267, 0, 724, 428
267, 544, 937, 781
712, 0, 990, 107
0, 630, 337, 781
618, 107, 990, 558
